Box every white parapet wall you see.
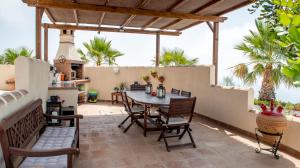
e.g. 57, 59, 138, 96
15, 57, 50, 110
84, 65, 300, 155
0, 65, 15, 90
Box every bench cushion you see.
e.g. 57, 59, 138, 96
32, 136, 73, 150
19, 155, 68, 168
42, 127, 76, 138
19, 127, 76, 168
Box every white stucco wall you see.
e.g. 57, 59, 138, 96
0, 65, 15, 90
84, 65, 300, 155
15, 57, 50, 110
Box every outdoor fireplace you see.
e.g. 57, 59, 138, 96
54, 29, 84, 81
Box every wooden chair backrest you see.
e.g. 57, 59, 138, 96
120, 92, 132, 113
130, 84, 146, 91
0, 99, 45, 167
181, 90, 192, 97
167, 97, 196, 122
171, 88, 180, 95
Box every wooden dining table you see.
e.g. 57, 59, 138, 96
126, 90, 187, 136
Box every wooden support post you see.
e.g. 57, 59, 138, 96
155, 32, 160, 67
35, 7, 44, 60
44, 24, 48, 62
212, 22, 219, 85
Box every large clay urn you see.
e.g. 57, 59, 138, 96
256, 100, 287, 142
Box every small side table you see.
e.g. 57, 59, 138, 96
255, 128, 283, 159
111, 92, 122, 104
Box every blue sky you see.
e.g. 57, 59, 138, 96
1, 1, 300, 103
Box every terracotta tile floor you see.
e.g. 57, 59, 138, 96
75, 102, 300, 168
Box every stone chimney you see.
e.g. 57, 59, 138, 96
55, 29, 82, 61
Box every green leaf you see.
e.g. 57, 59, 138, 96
292, 15, 300, 25
279, 13, 291, 26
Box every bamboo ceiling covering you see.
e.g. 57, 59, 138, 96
23, 0, 254, 35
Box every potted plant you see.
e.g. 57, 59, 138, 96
158, 75, 165, 84
5, 78, 15, 91
142, 75, 150, 83
119, 82, 126, 91
256, 99, 287, 142
113, 86, 120, 92
150, 70, 158, 78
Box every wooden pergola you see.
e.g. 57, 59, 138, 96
22, 0, 254, 84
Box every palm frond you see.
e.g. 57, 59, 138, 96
79, 37, 123, 66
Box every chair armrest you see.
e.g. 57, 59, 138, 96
9, 147, 79, 157
44, 114, 83, 120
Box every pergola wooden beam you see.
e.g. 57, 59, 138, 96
24, 0, 226, 22
98, 0, 109, 28
44, 8, 55, 23
35, 7, 44, 60
192, 0, 224, 14
142, 17, 161, 29
121, 0, 151, 28
212, 22, 219, 85
168, 0, 190, 12
98, 12, 106, 27
206, 21, 213, 32
161, 0, 224, 30
44, 24, 48, 62
43, 23, 181, 36
178, 0, 254, 31
155, 32, 160, 67
142, 0, 189, 29
73, 10, 79, 25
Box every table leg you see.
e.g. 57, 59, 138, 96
111, 93, 114, 104
116, 94, 119, 103
144, 104, 148, 137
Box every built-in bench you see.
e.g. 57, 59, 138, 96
0, 99, 83, 168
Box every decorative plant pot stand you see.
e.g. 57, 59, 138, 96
255, 128, 283, 159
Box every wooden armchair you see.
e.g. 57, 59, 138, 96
171, 88, 180, 95
118, 92, 145, 133
158, 97, 197, 152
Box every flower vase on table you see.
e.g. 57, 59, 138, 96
157, 84, 166, 98
143, 75, 152, 94
145, 82, 152, 94
157, 76, 166, 98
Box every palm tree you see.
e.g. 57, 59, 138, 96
157, 48, 198, 66
78, 37, 123, 66
233, 20, 293, 101
222, 76, 235, 86
0, 47, 33, 65
0, 55, 4, 64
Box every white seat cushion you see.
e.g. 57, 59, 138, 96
42, 127, 76, 139
19, 155, 68, 168
33, 136, 73, 150
19, 136, 73, 168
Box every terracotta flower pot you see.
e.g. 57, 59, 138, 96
6, 78, 15, 91
256, 113, 287, 142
